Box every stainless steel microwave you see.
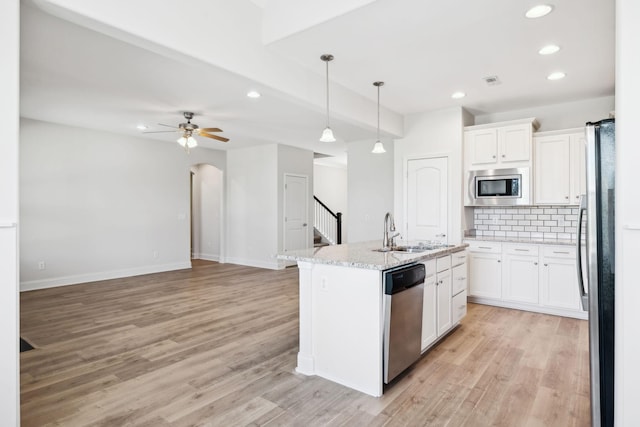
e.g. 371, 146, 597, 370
465, 167, 531, 206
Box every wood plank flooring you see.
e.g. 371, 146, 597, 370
20, 260, 590, 426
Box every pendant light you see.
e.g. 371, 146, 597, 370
371, 81, 386, 154
319, 54, 336, 142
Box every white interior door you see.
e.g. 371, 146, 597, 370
406, 157, 448, 243
284, 174, 309, 252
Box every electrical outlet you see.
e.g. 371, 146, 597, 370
38, 261, 46, 270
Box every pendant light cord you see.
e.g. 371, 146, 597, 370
325, 59, 330, 128
376, 84, 380, 141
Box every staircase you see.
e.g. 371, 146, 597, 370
313, 196, 342, 246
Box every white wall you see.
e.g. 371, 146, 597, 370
226, 144, 279, 269
394, 107, 468, 245
313, 163, 348, 242
0, 0, 20, 424
474, 96, 615, 131
615, 0, 640, 423
19, 119, 225, 290
191, 164, 223, 261
347, 139, 395, 243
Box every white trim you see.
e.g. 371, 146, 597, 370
224, 256, 282, 270
20, 261, 192, 291
192, 253, 220, 262
468, 296, 588, 320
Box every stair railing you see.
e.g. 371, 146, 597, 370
313, 196, 342, 245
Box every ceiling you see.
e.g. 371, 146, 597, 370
20, 0, 615, 165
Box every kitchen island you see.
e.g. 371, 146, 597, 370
278, 240, 468, 396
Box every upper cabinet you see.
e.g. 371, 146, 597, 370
464, 118, 539, 170
534, 128, 586, 205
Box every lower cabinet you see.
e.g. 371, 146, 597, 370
466, 240, 585, 319
421, 252, 467, 351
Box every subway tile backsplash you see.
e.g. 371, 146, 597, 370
473, 206, 578, 240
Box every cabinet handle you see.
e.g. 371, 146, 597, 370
576, 195, 580, 199
478, 246, 493, 249
514, 248, 529, 252
553, 251, 570, 254
457, 277, 466, 281
497, 259, 501, 263
534, 262, 538, 265
501, 154, 506, 158
544, 263, 548, 266
492, 155, 496, 159
565, 196, 569, 200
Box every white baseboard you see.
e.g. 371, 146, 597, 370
20, 261, 192, 292
224, 257, 282, 270
468, 296, 588, 320
192, 252, 220, 262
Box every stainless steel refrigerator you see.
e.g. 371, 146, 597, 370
577, 118, 615, 427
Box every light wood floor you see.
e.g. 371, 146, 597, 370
20, 260, 590, 426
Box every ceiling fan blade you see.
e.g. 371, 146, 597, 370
143, 130, 179, 134
199, 132, 229, 142
157, 123, 179, 129
199, 127, 223, 133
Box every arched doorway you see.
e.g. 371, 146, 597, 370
190, 163, 224, 262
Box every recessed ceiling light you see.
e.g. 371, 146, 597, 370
538, 44, 560, 55
451, 91, 466, 99
246, 90, 261, 98
547, 71, 566, 80
525, 4, 553, 18
136, 124, 148, 130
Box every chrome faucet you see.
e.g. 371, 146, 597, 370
383, 212, 400, 249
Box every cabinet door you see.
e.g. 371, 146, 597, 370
502, 254, 539, 304
468, 252, 502, 299
436, 269, 452, 336
541, 256, 581, 310
452, 291, 467, 324
500, 124, 531, 163
452, 263, 467, 295
534, 135, 571, 204
570, 132, 586, 203
421, 274, 437, 351
466, 129, 498, 166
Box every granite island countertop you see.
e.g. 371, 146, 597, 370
277, 240, 468, 270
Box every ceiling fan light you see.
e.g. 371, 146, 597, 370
320, 127, 336, 142
177, 136, 187, 147
186, 136, 198, 148
372, 141, 386, 154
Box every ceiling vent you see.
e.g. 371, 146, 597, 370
483, 75, 502, 86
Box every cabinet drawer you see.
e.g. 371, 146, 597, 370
436, 255, 451, 273
465, 240, 501, 253
543, 246, 576, 258
451, 250, 468, 267
504, 244, 539, 256
423, 259, 436, 277
452, 264, 467, 296
452, 291, 467, 324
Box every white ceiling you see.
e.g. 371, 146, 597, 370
20, 0, 614, 165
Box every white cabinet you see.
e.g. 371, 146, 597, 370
465, 240, 586, 319
540, 246, 581, 310
534, 129, 586, 205
468, 242, 502, 299
436, 268, 452, 337
502, 244, 539, 304
465, 118, 538, 170
421, 252, 466, 351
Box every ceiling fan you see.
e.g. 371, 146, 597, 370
144, 111, 229, 152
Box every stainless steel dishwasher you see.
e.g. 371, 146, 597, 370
383, 263, 426, 384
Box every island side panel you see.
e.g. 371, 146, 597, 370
296, 261, 315, 374
310, 263, 383, 397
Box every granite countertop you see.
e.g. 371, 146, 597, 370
464, 236, 576, 246
277, 240, 469, 270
